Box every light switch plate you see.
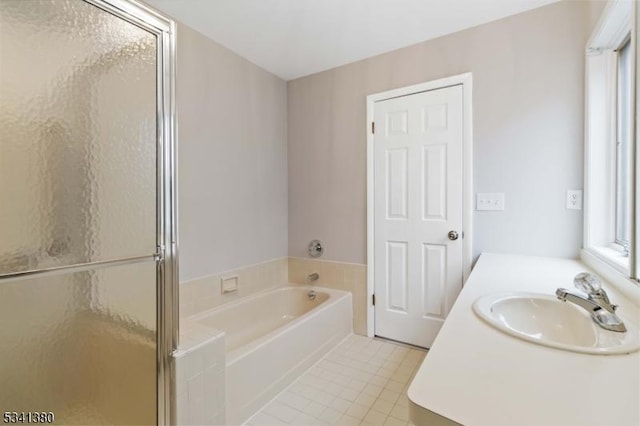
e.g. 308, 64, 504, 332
476, 193, 505, 211
567, 190, 582, 210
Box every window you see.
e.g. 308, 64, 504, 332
615, 38, 632, 254
584, 0, 637, 283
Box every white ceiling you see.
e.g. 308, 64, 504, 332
145, 0, 560, 81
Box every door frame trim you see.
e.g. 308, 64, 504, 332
366, 73, 473, 337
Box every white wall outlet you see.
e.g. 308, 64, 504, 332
476, 193, 505, 211
221, 275, 238, 294
566, 190, 582, 210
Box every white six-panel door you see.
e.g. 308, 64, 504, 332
373, 85, 463, 348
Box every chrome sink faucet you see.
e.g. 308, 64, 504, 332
556, 272, 627, 333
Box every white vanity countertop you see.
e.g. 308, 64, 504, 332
407, 253, 640, 426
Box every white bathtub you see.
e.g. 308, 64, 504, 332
189, 285, 352, 425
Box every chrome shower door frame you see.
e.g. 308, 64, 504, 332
82, 1, 178, 424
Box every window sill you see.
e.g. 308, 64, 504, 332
587, 245, 629, 274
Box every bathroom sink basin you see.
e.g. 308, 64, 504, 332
473, 292, 639, 355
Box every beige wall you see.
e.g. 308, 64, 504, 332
177, 23, 288, 282
288, 1, 606, 265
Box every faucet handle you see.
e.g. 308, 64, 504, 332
573, 272, 602, 295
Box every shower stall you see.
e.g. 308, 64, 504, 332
0, 0, 177, 424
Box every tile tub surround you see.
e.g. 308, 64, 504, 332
180, 257, 288, 318
174, 322, 226, 426
247, 334, 425, 426
289, 257, 368, 335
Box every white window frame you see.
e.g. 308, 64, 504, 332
583, 0, 638, 287
614, 37, 632, 252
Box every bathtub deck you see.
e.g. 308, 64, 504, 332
246, 335, 425, 426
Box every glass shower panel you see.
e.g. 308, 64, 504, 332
0, 0, 158, 275
0, 0, 162, 424
0, 261, 157, 425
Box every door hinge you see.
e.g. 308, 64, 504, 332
372, 294, 376, 306
371, 122, 375, 134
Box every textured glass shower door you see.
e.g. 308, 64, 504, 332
0, 0, 175, 424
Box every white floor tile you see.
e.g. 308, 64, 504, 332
333, 375, 351, 386
346, 378, 366, 392
314, 391, 334, 406
369, 375, 388, 386
278, 392, 311, 411
378, 389, 400, 404
383, 415, 406, 426
338, 415, 361, 426
389, 404, 409, 421
263, 401, 300, 423
383, 380, 404, 393
377, 366, 395, 378
248, 335, 427, 426
327, 397, 352, 413
298, 385, 321, 401
250, 412, 287, 425
395, 394, 409, 408
338, 388, 359, 402
354, 392, 377, 409
392, 372, 412, 383
302, 401, 326, 418
362, 409, 387, 426
362, 383, 383, 398
317, 407, 342, 423
370, 398, 394, 416
344, 403, 368, 420
323, 382, 344, 396
291, 412, 317, 426
289, 382, 307, 394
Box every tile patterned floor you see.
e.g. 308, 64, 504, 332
245, 335, 427, 426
